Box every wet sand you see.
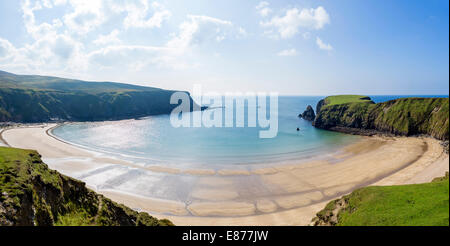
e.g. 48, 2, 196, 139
2, 124, 448, 225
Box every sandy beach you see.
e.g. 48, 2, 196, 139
1, 124, 448, 226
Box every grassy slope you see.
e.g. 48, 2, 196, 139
314, 96, 449, 140
370, 97, 449, 139
324, 95, 374, 106
0, 70, 162, 93
314, 174, 449, 226
0, 70, 194, 122
0, 147, 173, 226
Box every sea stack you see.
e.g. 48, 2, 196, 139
299, 105, 316, 121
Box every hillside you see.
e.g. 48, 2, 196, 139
0, 147, 173, 226
312, 173, 449, 226
0, 70, 197, 122
313, 95, 449, 140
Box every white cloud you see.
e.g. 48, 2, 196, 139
1, 1, 246, 75
256, 1, 272, 17
316, 37, 333, 51
0, 38, 16, 61
53, 0, 68, 6
277, 48, 297, 57
110, 1, 171, 29
41, 0, 53, 8
89, 14, 240, 71
256, 1, 269, 9
167, 15, 233, 50
21, 0, 172, 37
11, 0, 86, 73
93, 29, 121, 45
261, 6, 330, 39
63, 0, 107, 35
0, 32, 86, 75
21, 0, 63, 40
62, 1, 171, 35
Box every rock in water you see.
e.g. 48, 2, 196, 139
300, 105, 316, 121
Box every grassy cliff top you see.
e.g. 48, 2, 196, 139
0, 146, 173, 226
0, 147, 60, 202
314, 95, 449, 140
0, 70, 196, 122
0, 69, 166, 94
323, 95, 374, 106
313, 173, 449, 226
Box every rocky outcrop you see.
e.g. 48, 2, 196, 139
310, 197, 348, 226
299, 105, 316, 121
0, 147, 173, 226
313, 96, 449, 140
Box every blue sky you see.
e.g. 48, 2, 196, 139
0, 0, 448, 95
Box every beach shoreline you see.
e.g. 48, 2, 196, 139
1, 124, 448, 226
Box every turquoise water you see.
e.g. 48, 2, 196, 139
52, 95, 447, 169
52, 96, 357, 168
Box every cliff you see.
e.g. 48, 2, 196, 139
0, 70, 198, 123
313, 95, 449, 140
0, 146, 173, 226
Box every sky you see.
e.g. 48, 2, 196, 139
0, 0, 448, 95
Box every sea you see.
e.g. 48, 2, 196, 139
52, 95, 448, 170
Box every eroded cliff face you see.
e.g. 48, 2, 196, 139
0, 70, 200, 123
315, 99, 326, 116
313, 97, 449, 140
0, 147, 173, 226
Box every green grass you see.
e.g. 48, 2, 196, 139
0, 146, 173, 226
53, 200, 98, 226
54, 211, 94, 226
324, 95, 374, 106
336, 178, 449, 226
0, 147, 60, 207
371, 97, 449, 139
315, 95, 449, 140
0, 69, 161, 93
0, 69, 195, 122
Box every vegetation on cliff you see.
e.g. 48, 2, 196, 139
0, 147, 173, 226
321, 95, 374, 106
312, 173, 449, 226
0, 70, 196, 123
314, 95, 449, 140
